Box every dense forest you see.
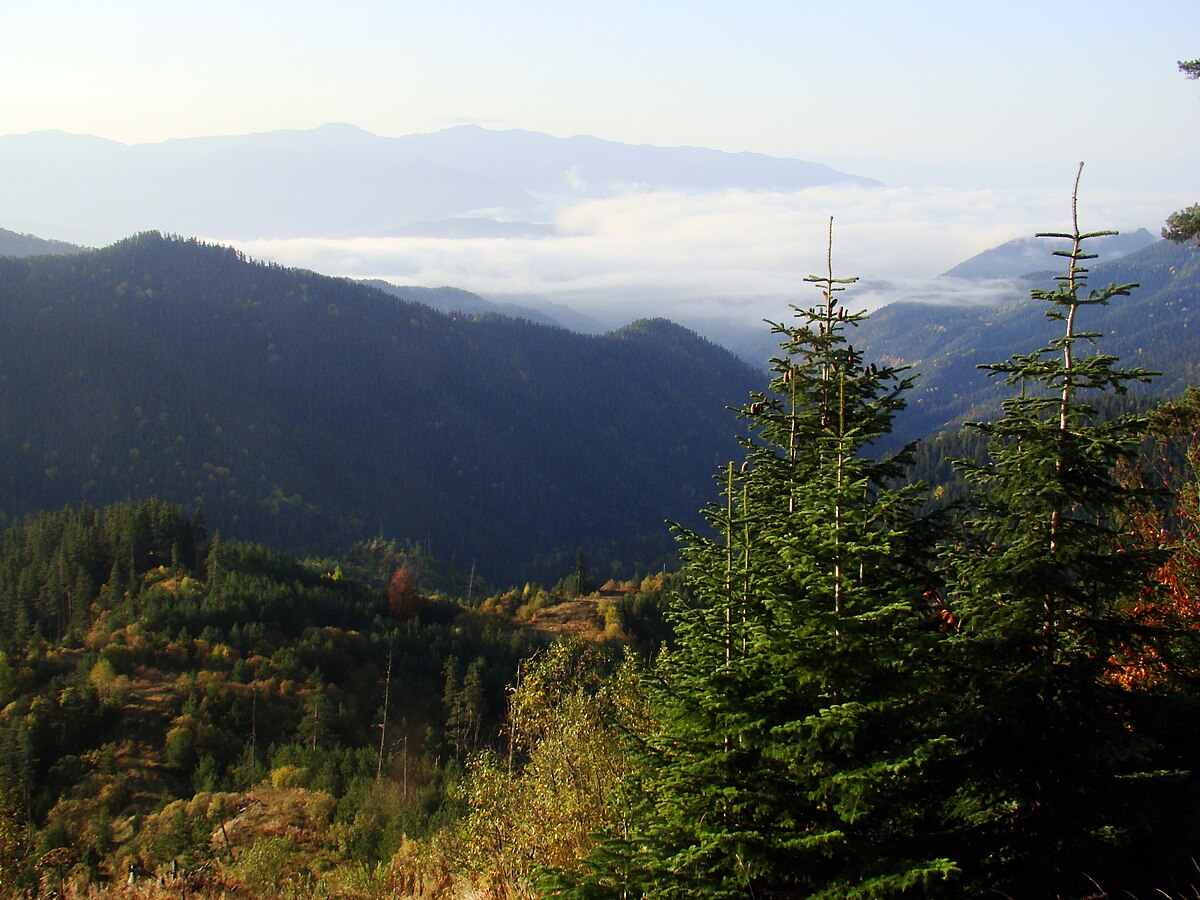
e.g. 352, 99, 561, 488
0, 232, 760, 586
0, 494, 675, 896
3, 176, 1200, 898
856, 236, 1200, 448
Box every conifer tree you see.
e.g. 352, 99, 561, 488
1163, 59, 1200, 244
297, 671, 334, 752
941, 165, 1190, 895
565, 222, 956, 897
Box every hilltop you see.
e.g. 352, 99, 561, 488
0, 226, 84, 257
0, 232, 760, 584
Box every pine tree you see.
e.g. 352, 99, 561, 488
461, 658, 487, 752
444, 656, 486, 761
941, 165, 1189, 895
296, 670, 335, 752
573, 548, 594, 598
566, 222, 956, 897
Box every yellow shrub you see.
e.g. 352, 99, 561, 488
269, 764, 311, 790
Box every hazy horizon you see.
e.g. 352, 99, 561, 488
3, 1, 1197, 333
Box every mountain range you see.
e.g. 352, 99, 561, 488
2, 209, 1198, 584
940, 228, 1158, 279
0, 124, 879, 244
0, 226, 83, 257
0, 232, 762, 585
858, 237, 1200, 445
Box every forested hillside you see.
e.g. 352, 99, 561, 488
3, 195, 1200, 897
857, 237, 1200, 445
940, 228, 1156, 279
0, 498, 608, 895
0, 227, 83, 258
0, 232, 760, 584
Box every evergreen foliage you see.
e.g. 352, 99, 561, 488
553, 549, 596, 598
940, 166, 1197, 894
0, 232, 758, 585
851, 237, 1200, 449
565, 223, 956, 897
1163, 58, 1200, 245
1163, 202, 1200, 245
0, 497, 550, 894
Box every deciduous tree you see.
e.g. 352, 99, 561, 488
386, 566, 422, 621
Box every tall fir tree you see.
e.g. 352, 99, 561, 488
561, 222, 957, 897
941, 165, 1197, 895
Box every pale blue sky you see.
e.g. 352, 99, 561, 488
2, 0, 1197, 324
3, 0, 1197, 188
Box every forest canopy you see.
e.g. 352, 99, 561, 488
2, 177, 1200, 898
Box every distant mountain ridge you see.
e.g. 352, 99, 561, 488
0, 226, 85, 257
390, 124, 882, 196
359, 280, 567, 328
858, 238, 1200, 446
0, 232, 761, 584
940, 228, 1157, 280
0, 124, 880, 243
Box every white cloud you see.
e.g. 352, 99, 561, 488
224, 183, 1183, 335
562, 165, 584, 190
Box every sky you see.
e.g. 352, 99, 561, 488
4, 1, 1197, 175
2, 1, 1198, 331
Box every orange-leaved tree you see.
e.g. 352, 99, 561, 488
1112, 390, 1200, 690
387, 566, 422, 621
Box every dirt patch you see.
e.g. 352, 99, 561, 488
108, 668, 186, 804
527, 598, 608, 641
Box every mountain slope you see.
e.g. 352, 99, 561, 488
941, 228, 1157, 279
0, 124, 880, 242
0, 233, 761, 583
857, 238, 1200, 445
392, 124, 882, 195
0, 226, 84, 257
360, 280, 568, 328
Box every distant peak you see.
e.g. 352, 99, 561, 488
311, 122, 375, 135
2, 129, 128, 148
610, 318, 698, 341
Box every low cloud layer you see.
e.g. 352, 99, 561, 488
226, 183, 1185, 336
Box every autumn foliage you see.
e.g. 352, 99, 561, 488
387, 566, 422, 621
1112, 392, 1200, 690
